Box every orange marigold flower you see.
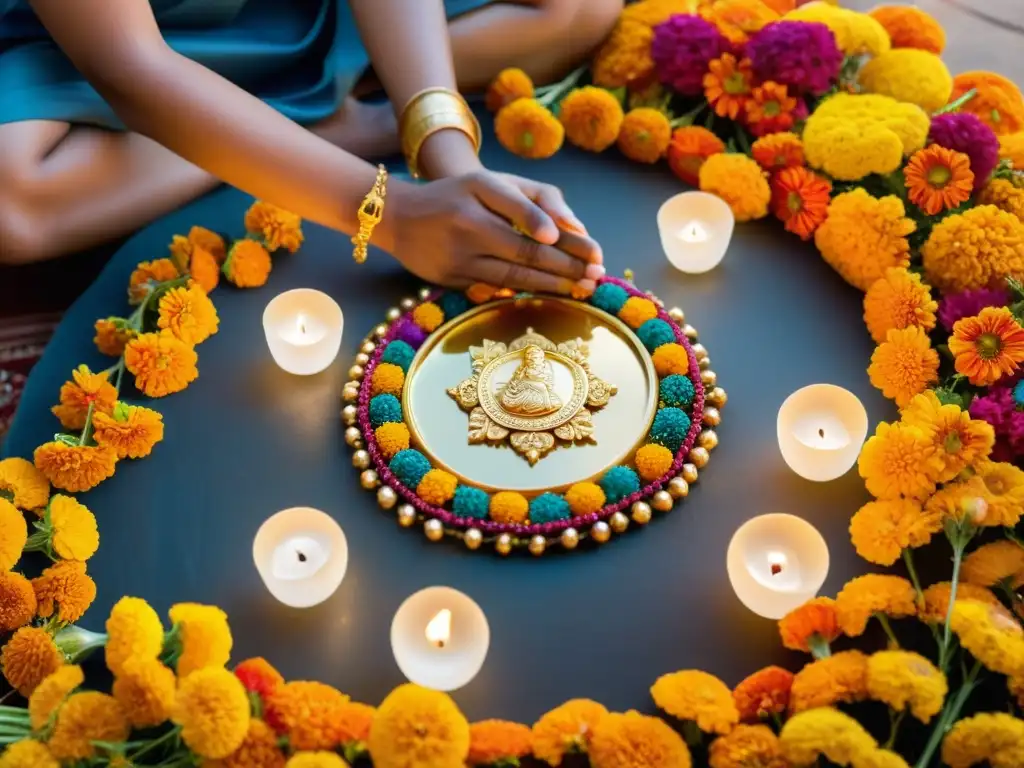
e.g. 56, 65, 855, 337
48, 692, 129, 761
950, 307, 1024, 386
950, 71, 1024, 136
0, 740, 59, 768
751, 131, 804, 171
112, 656, 176, 728
1000, 132, 1024, 169
559, 87, 625, 153
779, 597, 841, 654
1, 626, 63, 696
709, 723, 786, 768
207, 718, 286, 768
979, 178, 1024, 221
0, 456, 50, 511
699, 153, 770, 222
245, 201, 304, 253
922, 205, 1024, 293
904, 146, 974, 216
494, 99, 565, 159
858, 420, 943, 500
836, 574, 918, 637
770, 166, 831, 240
704, 54, 754, 120
188, 225, 227, 263
0, 497, 27, 571
531, 698, 608, 766
593, 18, 655, 89
486, 68, 534, 112
744, 81, 798, 137
172, 667, 251, 759
468, 720, 533, 765
651, 670, 739, 735
962, 540, 1024, 588
0, 571, 37, 633
235, 657, 285, 699
93, 318, 135, 357
617, 108, 672, 164
868, 6, 945, 54
923, 476, 993, 527
128, 258, 179, 304
124, 332, 199, 398
867, 326, 940, 408
170, 234, 220, 294
849, 498, 942, 566
92, 403, 165, 459
29, 665, 83, 731
33, 442, 117, 493
335, 701, 375, 746
223, 239, 272, 288
815, 190, 916, 291
368, 683, 470, 768
265, 681, 350, 750
902, 391, 995, 482
32, 560, 96, 624
863, 268, 938, 344
789, 650, 870, 713
733, 666, 794, 723
975, 460, 1024, 527
589, 710, 692, 768
667, 126, 726, 186
920, 581, 1002, 623
168, 602, 233, 677
51, 364, 117, 431
158, 284, 219, 346
701, 0, 780, 45
105, 596, 164, 677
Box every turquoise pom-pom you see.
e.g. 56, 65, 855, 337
660, 375, 696, 409
650, 407, 692, 452
452, 486, 490, 519
637, 318, 676, 352
590, 283, 629, 315
529, 492, 571, 523
369, 394, 402, 428
389, 449, 431, 489
1015, 380, 1024, 407
599, 466, 641, 504
381, 340, 416, 372
438, 291, 471, 320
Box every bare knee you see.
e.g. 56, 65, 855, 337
538, 0, 623, 46
0, 173, 50, 266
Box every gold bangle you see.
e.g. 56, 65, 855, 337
352, 164, 388, 264
399, 88, 481, 179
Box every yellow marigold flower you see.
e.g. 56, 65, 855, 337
0, 571, 36, 634
943, 712, 1024, 768
789, 651, 869, 713
559, 87, 625, 153
589, 710, 691, 768
0, 498, 26, 570
416, 469, 457, 506
245, 201, 304, 253
370, 363, 404, 398
709, 724, 785, 768
51, 364, 117, 431
531, 698, 607, 766
962, 539, 1024, 587
815, 189, 915, 291
106, 596, 164, 677
285, 753, 346, 768
32, 560, 96, 624
868, 6, 945, 54
860, 49, 952, 114
0, 740, 58, 768
265, 681, 351, 751
922, 205, 1024, 293
950, 71, 1024, 137
112, 657, 176, 729
868, 326, 940, 407
169, 602, 232, 677
486, 68, 534, 113
208, 718, 287, 768
849, 498, 940, 566
780, 707, 877, 765
92, 404, 164, 460
173, 667, 251, 759
411, 302, 444, 333
593, 18, 655, 89
1000, 132, 1024, 169
976, 460, 1024, 527
335, 701, 375, 746
468, 720, 532, 766
901, 392, 994, 482
0, 457, 50, 511
28, 664, 83, 731
368, 683, 469, 768
124, 331, 199, 398
951, 599, 1024, 677
495, 99, 564, 159
652, 343, 690, 377
651, 670, 739, 735
979, 178, 1024, 222
374, 422, 410, 460
158, 284, 219, 346
923, 476, 990, 528
619, 297, 658, 329
223, 239, 272, 288
33, 441, 117, 494
786, 5, 889, 56
779, 597, 840, 653
699, 153, 770, 222
41, 494, 98, 561
617, 108, 672, 164
920, 581, 1001, 623
836, 574, 917, 637
857, 420, 941, 500
489, 491, 529, 524
635, 443, 674, 483
863, 268, 937, 345
564, 483, 606, 517
866, 650, 946, 723
48, 691, 129, 761
751, 131, 804, 172
128, 258, 179, 304
93, 318, 135, 357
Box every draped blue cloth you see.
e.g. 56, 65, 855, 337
0, 0, 488, 128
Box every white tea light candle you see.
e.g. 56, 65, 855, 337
391, 586, 489, 692
657, 191, 735, 273
777, 384, 868, 481
263, 289, 343, 375
253, 507, 348, 608
727, 513, 829, 620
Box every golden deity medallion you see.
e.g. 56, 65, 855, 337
448, 328, 618, 464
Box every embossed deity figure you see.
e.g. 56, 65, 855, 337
498, 345, 562, 417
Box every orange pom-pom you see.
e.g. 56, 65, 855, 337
634, 444, 674, 483
412, 302, 444, 333
417, 469, 458, 506
489, 491, 529, 524
618, 297, 658, 329
374, 423, 410, 460
370, 363, 405, 397
652, 344, 690, 377
564, 482, 607, 516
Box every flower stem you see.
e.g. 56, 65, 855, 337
807, 633, 832, 660
670, 103, 706, 128
77, 401, 96, 447
939, 519, 973, 669
903, 549, 924, 602
915, 661, 981, 768
129, 725, 182, 763
536, 65, 587, 110
54, 624, 108, 663
877, 614, 900, 648
933, 88, 977, 116
885, 709, 906, 749
681, 720, 702, 748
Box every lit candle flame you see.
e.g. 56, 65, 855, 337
679, 221, 709, 243
768, 551, 787, 576
425, 609, 452, 649
297, 314, 307, 336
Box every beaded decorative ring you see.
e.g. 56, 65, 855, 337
341, 276, 725, 555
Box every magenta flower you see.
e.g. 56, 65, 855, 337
652, 15, 730, 96
969, 386, 1013, 433
937, 287, 1010, 331
929, 113, 1000, 191
745, 21, 842, 96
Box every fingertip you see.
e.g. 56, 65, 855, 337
534, 221, 560, 245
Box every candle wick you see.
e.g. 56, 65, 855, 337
435, 639, 446, 649
818, 428, 825, 439
296, 551, 307, 563
300, 322, 306, 334
770, 563, 784, 576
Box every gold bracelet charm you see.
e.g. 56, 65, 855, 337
352, 164, 388, 264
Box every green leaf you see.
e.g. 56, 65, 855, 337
0, 489, 13, 503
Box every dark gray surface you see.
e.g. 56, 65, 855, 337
4, 131, 893, 721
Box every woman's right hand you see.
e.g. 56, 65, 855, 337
380, 170, 605, 296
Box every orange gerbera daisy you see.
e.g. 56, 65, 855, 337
733, 666, 794, 722
867, 326, 940, 407
124, 332, 199, 398
770, 166, 831, 239
901, 391, 995, 482
904, 146, 974, 216
949, 306, 1024, 386
752, 132, 804, 171
33, 442, 117, 493
744, 81, 798, 137
704, 54, 754, 120
128, 259, 179, 304
667, 126, 726, 186
51, 365, 117, 431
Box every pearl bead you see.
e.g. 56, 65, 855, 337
651, 491, 673, 513
708, 387, 728, 408
419, 287, 432, 300
397, 504, 416, 527
702, 407, 721, 427
699, 357, 712, 371
348, 365, 365, 380
495, 533, 513, 555
464, 528, 483, 550
690, 343, 708, 361
374, 323, 389, 339
683, 324, 698, 340
342, 385, 359, 402
377, 486, 398, 510
699, 429, 719, 451
668, 477, 689, 499
400, 297, 416, 311
355, 352, 370, 366
610, 512, 629, 534
352, 450, 371, 470
528, 535, 546, 556
360, 469, 380, 489
668, 307, 685, 324
342, 405, 358, 426
424, 519, 444, 542
345, 426, 362, 447
631, 501, 652, 525
560, 528, 580, 550
701, 370, 717, 387
385, 307, 401, 323
689, 446, 710, 468
591, 521, 611, 544
361, 341, 377, 355
682, 463, 699, 484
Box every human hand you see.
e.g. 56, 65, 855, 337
380, 170, 604, 296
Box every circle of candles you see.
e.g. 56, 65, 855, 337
777, 384, 868, 482
391, 586, 490, 692
727, 513, 830, 620
253, 507, 348, 608
657, 192, 735, 274
263, 289, 344, 375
